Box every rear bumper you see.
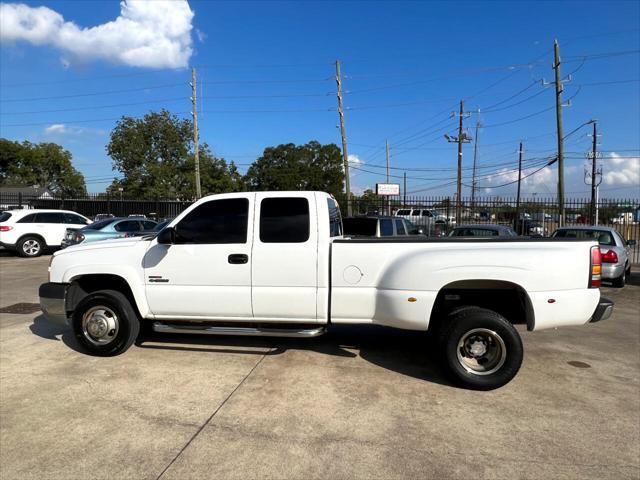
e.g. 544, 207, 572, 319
0, 241, 16, 250
39, 282, 69, 326
602, 263, 625, 280
590, 297, 614, 323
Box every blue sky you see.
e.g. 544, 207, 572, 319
1, 0, 639, 198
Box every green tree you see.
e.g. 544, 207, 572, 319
244, 141, 344, 196
0, 139, 86, 196
106, 110, 241, 199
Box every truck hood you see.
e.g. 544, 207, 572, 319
54, 236, 149, 256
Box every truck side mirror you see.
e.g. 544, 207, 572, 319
157, 226, 175, 245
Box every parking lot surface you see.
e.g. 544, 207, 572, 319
1, 253, 639, 479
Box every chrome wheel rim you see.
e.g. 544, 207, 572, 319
82, 306, 119, 346
456, 328, 507, 376
22, 239, 41, 256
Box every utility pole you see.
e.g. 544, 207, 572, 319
553, 39, 566, 226
386, 139, 391, 215
335, 60, 352, 216
585, 121, 602, 225
403, 171, 407, 207
191, 67, 202, 199
445, 100, 471, 224
471, 121, 481, 217
590, 121, 598, 224
515, 142, 524, 234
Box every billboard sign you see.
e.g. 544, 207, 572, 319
376, 183, 400, 196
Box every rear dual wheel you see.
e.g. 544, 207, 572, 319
438, 306, 523, 390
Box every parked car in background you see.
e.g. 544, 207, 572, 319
94, 213, 115, 222
61, 217, 157, 248
514, 219, 547, 237
128, 214, 147, 219
343, 216, 421, 238
551, 226, 635, 287
0, 209, 91, 257
449, 224, 518, 238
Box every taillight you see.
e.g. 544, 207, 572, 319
0, 226, 13, 232
589, 245, 601, 288
601, 250, 618, 264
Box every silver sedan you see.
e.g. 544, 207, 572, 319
551, 226, 636, 287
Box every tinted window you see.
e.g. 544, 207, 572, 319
380, 218, 394, 236
17, 213, 37, 223
260, 197, 309, 243
141, 221, 157, 230
553, 229, 615, 246
85, 219, 116, 230
0, 212, 12, 222
327, 198, 343, 237
343, 217, 377, 236
63, 213, 88, 225
396, 209, 411, 216
395, 219, 407, 235
176, 198, 248, 244
35, 212, 64, 223
114, 220, 141, 232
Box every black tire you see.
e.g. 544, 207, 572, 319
438, 306, 523, 390
72, 289, 140, 356
612, 271, 626, 288
17, 235, 45, 257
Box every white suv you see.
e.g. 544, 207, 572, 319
0, 209, 91, 257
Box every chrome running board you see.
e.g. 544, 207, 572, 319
152, 322, 326, 338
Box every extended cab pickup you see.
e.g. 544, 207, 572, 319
40, 191, 613, 390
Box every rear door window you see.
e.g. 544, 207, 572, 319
34, 212, 64, 223
396, 209, 411, 216
380, 218, 394, 236
141, 221, 157, 230
17, 213, 37, 223
395, 219, 407, 235
260, 197, 310, 243
327, 198, 342, 237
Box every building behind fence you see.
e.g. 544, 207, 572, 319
1, 191, 639, 261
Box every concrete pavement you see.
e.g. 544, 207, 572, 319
0, 253, 638, 479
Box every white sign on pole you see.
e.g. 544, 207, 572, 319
376, 183, 400, 196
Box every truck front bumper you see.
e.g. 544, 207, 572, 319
590, 297, 614, 323
39, 282, 69, 326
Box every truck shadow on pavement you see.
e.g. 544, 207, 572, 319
29, 316, 455, 388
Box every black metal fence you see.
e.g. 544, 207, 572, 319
2, 191, 639, 261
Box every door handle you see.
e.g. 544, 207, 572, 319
228, 254, 249, 264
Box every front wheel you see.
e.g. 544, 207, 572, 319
72, 289, 140, 356
438, 306, 523, 390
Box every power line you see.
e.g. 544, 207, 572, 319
0, 97, 188, 116
0, 83, 185, 103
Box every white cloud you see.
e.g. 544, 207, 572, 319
348, 154, 364, 166
195, 28, 206, 43
0, 0, 194, 69
603, 153, 640, 187
482, 165, 555, 194
44, 124, 104, 136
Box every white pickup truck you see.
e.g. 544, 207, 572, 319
40, 191, 613, 390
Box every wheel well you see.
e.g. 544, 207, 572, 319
429, 280, 535, 332
66, 274, 140, 318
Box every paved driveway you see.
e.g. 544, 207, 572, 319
1, 254, 639, 479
